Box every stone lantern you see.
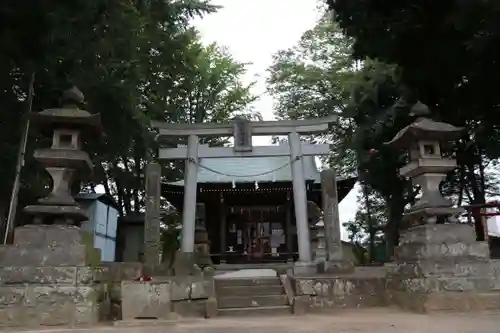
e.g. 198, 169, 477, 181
383, 103, 497, 313
0, 87, 104, 327
23, 87, 103, 225
311, 218, 326, 263
385, 112, 464, 225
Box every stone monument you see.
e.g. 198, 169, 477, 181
0, 87, 103, 326
194, 203, 213, 267
385, 105, 500, 312
319, 169, 354, 273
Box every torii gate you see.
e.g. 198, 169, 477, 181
150, 116, 336, 269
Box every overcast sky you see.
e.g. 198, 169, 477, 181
193, 0, 359, 240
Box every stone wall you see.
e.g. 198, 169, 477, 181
93, 262, 143, 321
290, 267, 387, 313
121, 273, 216, 320
0, 266, 97, 326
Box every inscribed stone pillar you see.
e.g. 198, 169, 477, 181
320, 169, 343, 261
144, 162, 162, 270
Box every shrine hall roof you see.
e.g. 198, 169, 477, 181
168, 155, 322, 185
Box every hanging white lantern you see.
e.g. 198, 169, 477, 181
255, 181, 259, 190
232, 180, 236, 188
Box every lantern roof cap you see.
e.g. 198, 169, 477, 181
385, 117, 464, 149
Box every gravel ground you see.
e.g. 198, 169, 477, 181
9, 309, 500, 333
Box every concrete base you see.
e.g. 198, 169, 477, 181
215, 269, 277, 279
321, 260, 355, 274
173, 251, 202, 276
292, 295, 310, 315
390, 290, 500, 313
121, 281, 171, 320
292, 262, 317, 276
291, 270, 387, 313
205, 297, 218, 318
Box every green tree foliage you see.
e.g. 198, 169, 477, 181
344, 185, 387, 262
329, 0, 500, 240
0, 0, 257, 231
267, 15, 358, 177
267, 14, 412, 254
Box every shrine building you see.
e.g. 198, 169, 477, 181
162, 152, 356, 264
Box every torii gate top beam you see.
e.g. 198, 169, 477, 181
151, 115, 337, 137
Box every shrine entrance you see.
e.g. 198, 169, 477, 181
143, 115, 353, 274
224, 205, 288, 264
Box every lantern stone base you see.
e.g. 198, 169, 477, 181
0, 225, 101, 327
386, 223, 500, 313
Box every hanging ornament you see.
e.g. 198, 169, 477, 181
232, 180, 236, 189
255, 181, 259, 190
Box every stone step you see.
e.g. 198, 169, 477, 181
217, 305, 291, 317
216, 285, 285, 297
218, 295, 288, 309
215, 277, 281, 287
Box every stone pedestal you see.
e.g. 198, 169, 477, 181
173, 251, 202, 276
121, 275, 214, 320
292, 261, 318, 276
0, 225, 101, 326
194, 229, 213, 267
121, 281, 172, 320
387, 224, 500, 312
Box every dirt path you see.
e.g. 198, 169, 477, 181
9, 309, 500, 333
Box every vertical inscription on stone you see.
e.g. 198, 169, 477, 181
232, 117, 252, 152
144, 163, 161, 269
321, 169, 343, 261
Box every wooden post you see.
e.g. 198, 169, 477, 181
144, 162, 162, 270
180, 134, 199, 253
285, 192, 293, 260
219, 193, 227, 263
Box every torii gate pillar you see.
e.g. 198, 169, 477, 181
180, 134, 199, 253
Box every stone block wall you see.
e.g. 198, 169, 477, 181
93, 262, 143, 321
290, 269, 387, 313
121, 274, 215, 320
386, 224, 500, 312
0, 225, 104, 327
0, 266, 97, 326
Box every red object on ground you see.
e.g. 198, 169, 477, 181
136, 275, 152, 282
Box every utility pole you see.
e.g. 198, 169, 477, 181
4, 72, 35, 244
